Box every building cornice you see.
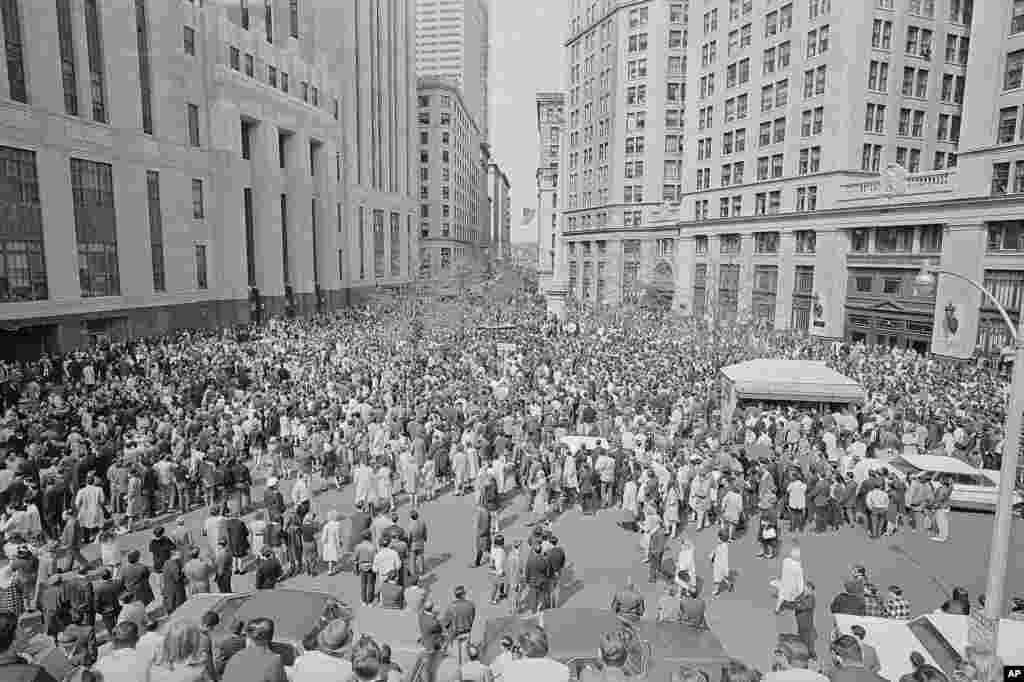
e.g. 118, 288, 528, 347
564, 0, 647, 47
675, 193, 1024, 231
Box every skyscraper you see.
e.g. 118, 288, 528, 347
415, 0, 491, 141
559, 0, 690, 304
0, 0, 417, 354
536, 92, 566, 292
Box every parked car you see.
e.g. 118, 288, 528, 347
163, 590, 351, 666
886, 454, 1023, 513
559, 435, 611, 454
482, 609, 731, 682
832, 612, 1024, 680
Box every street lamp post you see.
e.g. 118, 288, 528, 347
914, 266, 1024, 660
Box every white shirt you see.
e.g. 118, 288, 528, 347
291, 650, 354, 681
491, 545, 507, 576
292, 477, 311, 505
94, 647, 154, 682
786, 480, 807, 510
501, 658, 570, 682
763, 670, 829, 682
372, 546, 401, 576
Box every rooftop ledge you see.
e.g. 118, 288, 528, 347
839, 168, 958, 204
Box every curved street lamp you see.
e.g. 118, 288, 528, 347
914, 265, 1024, 657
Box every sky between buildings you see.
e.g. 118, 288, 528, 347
491, 0, 568, 244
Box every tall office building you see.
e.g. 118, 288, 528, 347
556, 0, 1024, 361
559, 0, 691, 305
0, 0, 416, 355
415, 0, 491, 141
416, 77, 488, 275
488, 161, 512, 257
536, 92, 566, 292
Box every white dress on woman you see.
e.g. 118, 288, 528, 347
320, 520, 342, 563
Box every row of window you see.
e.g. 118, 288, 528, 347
848, 225, 944, 253
692, 186, 820, 222
227, 44, 335, 118
233, 0, 301, 42
5, 0, 108, 122
868, 61, 966, 103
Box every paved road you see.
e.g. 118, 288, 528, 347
79, 472, 1024, 671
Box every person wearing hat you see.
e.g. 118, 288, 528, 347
378, 571, 404, 609
162, 548, 188, 615
291, 618, 354, 680
764, 633, 827, 682
213, 538, 233, 594
38, 573, 68, 637
830, 579, 867, 616
93, 568, 122, 635
418, 600, 444, 652
579, 630, 636, 682
263, 478, 285, 525
255, 546, 283, 590
119, 549, 153, 608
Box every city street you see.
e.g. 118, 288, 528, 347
72, 471, 1024, 671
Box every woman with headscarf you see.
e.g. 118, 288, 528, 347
772, 544, 806, 614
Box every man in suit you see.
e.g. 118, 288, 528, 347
59, 510, 88, 570
679, 583, 708, 630
120, 549, 154, 605
93, 569, 122, 635
39, 573, 69, 637
221, 617, 285, 682
648, 523, 669, 584
254, 547, 283, 590
212, 620, 247, 679
441, 585, 476, 661
214, 538, 233, 593
184, 547, 214, 596
406, 509, 428, 577
62, 566, 95, 631
378, 571, 404, 609
471, 505, 492, 568
263, 478, 285, 525
544, 536, 566, 609
523, 541, 551, 614
610, 581, 645, 621
418, 600, 444, 652
162, 550, 188, 615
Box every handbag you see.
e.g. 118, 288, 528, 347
762, 525, 777, 540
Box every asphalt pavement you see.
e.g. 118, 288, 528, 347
75, 471, 1024, 671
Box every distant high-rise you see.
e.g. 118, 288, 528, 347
415, 0, 491, 141
536, 92, 566, 292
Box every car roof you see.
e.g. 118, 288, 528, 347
893, 454, 983, 476
164, 593, 233, 631
633, 620, 730, 663
833, 612, 1024, 678
483, 610, 632, 663
229, 590, 339, 644
354, 606, 423, 653
482, 610, 730, 665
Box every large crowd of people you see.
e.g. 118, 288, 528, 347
0, 294, 1017, 681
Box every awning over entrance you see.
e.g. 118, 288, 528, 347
720, 359, 866, 404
